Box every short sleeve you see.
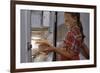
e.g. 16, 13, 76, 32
64, 26, 82, 53
64, 31, 75, 50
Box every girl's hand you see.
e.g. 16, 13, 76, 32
42, 47, 55, 53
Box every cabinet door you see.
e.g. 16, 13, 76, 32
20, 10, 32, 63
20, 10, 57, 62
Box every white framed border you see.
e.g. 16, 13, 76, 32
14, 3, 95, 70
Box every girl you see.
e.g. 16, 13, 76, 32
38, 12, 89, 61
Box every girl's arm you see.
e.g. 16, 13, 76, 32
55, 48, 74, 60
46, 46, 76, 60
